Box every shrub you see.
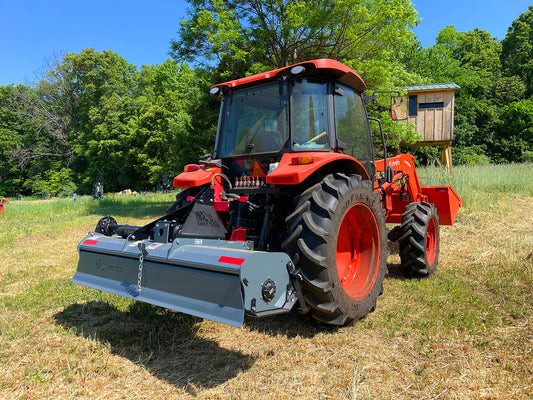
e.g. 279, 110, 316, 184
520, 151, 533, 163
452, 145, 492, 165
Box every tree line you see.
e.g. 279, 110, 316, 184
1, 1, 532, 197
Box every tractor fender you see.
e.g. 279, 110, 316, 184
266, 152, 370, 185
174, 166, 222, 188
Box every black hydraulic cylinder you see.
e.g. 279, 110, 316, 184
111, 224, 142, 238
95, 216, 142, 238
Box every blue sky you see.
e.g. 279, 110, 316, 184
0, 0, 531, 86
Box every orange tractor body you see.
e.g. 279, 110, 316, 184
73, 59, 462, 327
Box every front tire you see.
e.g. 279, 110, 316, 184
282, 173, 387, 325
398, 202, 440, 276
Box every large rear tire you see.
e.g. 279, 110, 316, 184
398, 202, 440, 276
282, 173, 387, 325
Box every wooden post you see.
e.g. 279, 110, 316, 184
440, 143, 453, 176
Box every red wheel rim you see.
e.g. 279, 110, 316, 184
426, 218, 437, 265
336, 203, 380, 300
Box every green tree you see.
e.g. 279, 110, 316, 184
434, 25, 460, 58
59, 49, 140, 192
7, 54, 79, 196
171, 0, 422, 159
3, 75, 79, 197
8, 49, 143, 194
501, 5, 533, 96
494, 99, 533, 162
82, 92, 140, 191
400, 25, 526, 164
0, 85, 28, 196
133, 60, 217, 188
171, 0, 419, 85
457, 29, 501, 73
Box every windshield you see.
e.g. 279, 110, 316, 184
217, 82, 289, 158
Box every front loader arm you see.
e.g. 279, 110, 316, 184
375, 153, 462, 226
375, 153, 424, 203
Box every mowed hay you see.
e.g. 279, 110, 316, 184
0, 184, 532, 399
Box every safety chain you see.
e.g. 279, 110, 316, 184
137, 253, 144, 294
137, 243, 147, 294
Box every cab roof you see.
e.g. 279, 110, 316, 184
211, 59, 366, 94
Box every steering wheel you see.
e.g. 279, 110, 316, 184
304, 131, 327, 144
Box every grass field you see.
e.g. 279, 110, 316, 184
1, 164, 532, 399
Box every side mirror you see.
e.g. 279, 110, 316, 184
391, 96, 408, 121
386, 166, 393, 183
368, 161, 376, 177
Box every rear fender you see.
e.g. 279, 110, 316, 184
266, 152, 369, 185
174, 166, 222, 188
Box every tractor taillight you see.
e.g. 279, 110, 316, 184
291, 156, 314, 165
184, 164, 200, 172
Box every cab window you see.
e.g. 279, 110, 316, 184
335, 85, 373, 164
291, 79, 330, 151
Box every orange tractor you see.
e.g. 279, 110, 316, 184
73, 59, 462, 327
0, 197, 8, 214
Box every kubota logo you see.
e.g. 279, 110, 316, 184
389, 160, 400, 167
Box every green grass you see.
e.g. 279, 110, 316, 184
0, 167, 532, 399
0, 192, 176, 243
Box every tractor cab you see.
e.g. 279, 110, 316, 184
209, 60, 376, 182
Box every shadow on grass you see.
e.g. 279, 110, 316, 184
386, 262, 433, 281
244, 311, 336, 338
386, 262, 409, 280
54, 301, 255, 392
244, 262, 423, 337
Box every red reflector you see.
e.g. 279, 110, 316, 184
218, 256, 245, 266
184, 164, 200, 172
83, 239, 99, 245
291, 156, 314, 165
230, 227, 247, 241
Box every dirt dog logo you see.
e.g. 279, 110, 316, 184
195, 211, 221, 228
95, 258, 123, 273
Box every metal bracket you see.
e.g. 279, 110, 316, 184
286, 262, 309, 314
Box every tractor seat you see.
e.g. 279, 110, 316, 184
254, 130, 284, 153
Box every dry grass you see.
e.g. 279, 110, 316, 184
0, 176, 532, 399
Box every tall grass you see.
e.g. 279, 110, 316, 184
417, 162, 533, 212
